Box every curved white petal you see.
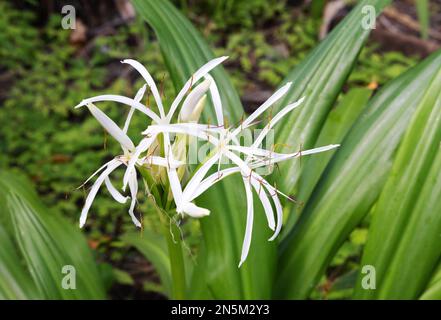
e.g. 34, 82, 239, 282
77, 158, 115, 189
141, 155, 184, 169
250, 179, 275, 231
226, 151, 277, 230
178, 202, 210, 218
145, 124, 220, 145
181, 152, 221, 204
162, 132, 184, 206
257, 144, 340, 165
166, 56, 228, 121
227, 145, 275, 158
231, 82, 292, 137
79, 159, 122, 228
250, 96, 304, 151
264, 183, 283, 241
76, 94, 161, 123
122, 134, 157, 191
123, 84, 147, 134
86, 103, 135, 152
128, 170, 142, 227
189, 167, 240, 201
179, 78, 211, 122
105, 177, 129, 204
238, 177, 254, 268
122, 59, 165, 118
204, 74, 224, 126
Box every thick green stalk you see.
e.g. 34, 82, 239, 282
138, 166, 186, 299
160, 212, 186, 300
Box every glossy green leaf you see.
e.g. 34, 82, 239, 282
421, 263, 441, 300
0, 225, 40, 299
286, 88, 371, 229
132, 0, 275, 299
277, 49, 441, 299
354, 66, 441, 299
416, 0, 429, 39
275, 0, 390, 200
0, 171, 106, 299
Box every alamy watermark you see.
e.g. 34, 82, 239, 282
61, 265, 76, 290
361, 5, 376, 30
61, 5, 76, 30
361, 265, 376, 290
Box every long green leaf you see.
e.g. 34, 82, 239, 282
132, 0, 275, 299
353, 66, 441, 299
0, 225, 40, 299
421, 262, 441, 300
416, 0, 429, 40
0, 171, 106, 299
276, 0, 390, 201
287, 88, 371, 229
277, 49, 441, 299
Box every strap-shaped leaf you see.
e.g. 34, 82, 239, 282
277, 49, 441, 299
0, 171, 106, 299
0, 225, 40, 299
284, 88, 371, 232
354, 65, 441, 299
275, 0, 390, 197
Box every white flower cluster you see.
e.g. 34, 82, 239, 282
75, 57, 338, 266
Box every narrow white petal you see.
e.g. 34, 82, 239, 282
250, 96, 304, 151
181, 152, 221, 203
265, 184, 283, 241
300, 144, 340, 155
105, 177, 128, 204
122, 59, 165, 118
162, 132, 184, 205
86, 103, 135, 151
250, 179, 275, 231
122, 134, 157, 191
189, 167, 240, 201
205, 74, 224, 126
178, 202, 210, 218
231, 82, 292, 137
166, 56, 228, 121
128, 170, 142, 227
76, 94, 161, 123
225, 151, 276, 232
167, 168, 183, 206
77, 159, 115, 189
80, 160, 122, 228
257, 144, 340, 165
141, 156, 183, 168
238, 177, 254, 268
145, 124, 220, 145
123, 84, 147, 134
179, 78, 211, 122
228, 145, 275, 158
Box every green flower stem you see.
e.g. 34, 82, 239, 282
161, 212, 187, 300
138, 166, 186, 299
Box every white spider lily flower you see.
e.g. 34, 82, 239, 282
79, 153, 183, 229
117, 57, 227, 193
76, 56, 227, 166
77, 87, 183, 228
150, 82, 339, 266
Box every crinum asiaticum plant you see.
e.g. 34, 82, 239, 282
75, 56, 339, 298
